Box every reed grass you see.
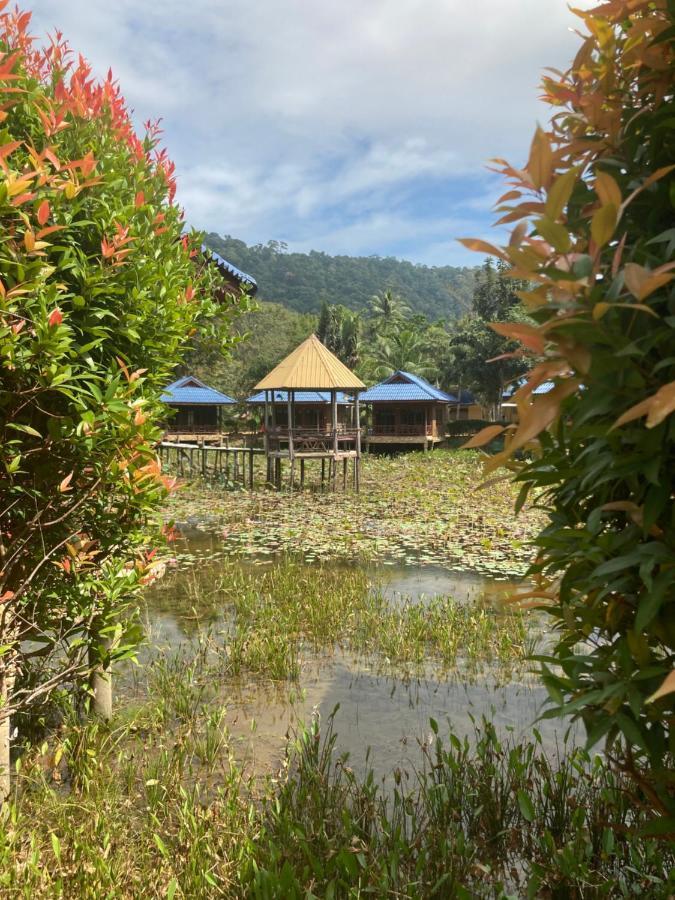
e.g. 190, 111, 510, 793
1, 669, 672, 899
161, 557, 531, 680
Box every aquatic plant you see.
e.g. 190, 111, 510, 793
2, 685, 672, 898
162, 451, 544, 577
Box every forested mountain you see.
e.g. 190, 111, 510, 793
204, 234, 476, 321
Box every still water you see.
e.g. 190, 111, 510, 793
131, 529, 574, 778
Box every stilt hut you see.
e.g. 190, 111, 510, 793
360, 370, 454, 450
161, 375, 236, 443
255, 334, 365, 490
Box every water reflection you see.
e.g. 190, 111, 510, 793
222, 654, 574, 781
134, 532, 571, 779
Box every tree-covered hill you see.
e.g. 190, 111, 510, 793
204, 234, 476, 321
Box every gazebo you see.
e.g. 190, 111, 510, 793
255, 334, 365, 490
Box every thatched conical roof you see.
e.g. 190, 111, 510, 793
255, 334, 365, 391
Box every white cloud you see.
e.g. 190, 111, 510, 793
29, 0, 594, 263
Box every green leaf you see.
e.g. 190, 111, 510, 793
7, 423, 42, 438
517, 789, 535, 822
153, 834, 170, 859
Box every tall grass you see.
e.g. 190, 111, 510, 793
2, 684, 672, 898
248, 711, 674, 899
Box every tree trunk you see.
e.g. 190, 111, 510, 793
88, 637, 112, 720
0, 660, 15, 801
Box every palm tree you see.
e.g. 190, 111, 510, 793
369, 329, 437, 381
369, 289, 411, 328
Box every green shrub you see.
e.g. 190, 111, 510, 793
465, 0, 675, 829
0, 6, 248, 762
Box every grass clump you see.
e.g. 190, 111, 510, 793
159, 558, 531, 680
248, 712, 675, 899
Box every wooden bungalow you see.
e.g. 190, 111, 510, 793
255, 334, 365, 490
360, 371, 455, 450
446, 388, 483, 421
161, 375, 236, 443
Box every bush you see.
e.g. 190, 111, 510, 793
0, 4, 248, 782
465, 1, 675, 829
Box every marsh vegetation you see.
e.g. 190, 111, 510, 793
2, 452, 673, 897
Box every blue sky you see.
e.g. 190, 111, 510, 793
31, 1, 591, 267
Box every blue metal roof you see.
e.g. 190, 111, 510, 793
503, 380, 555, 399
247, 390, 352, 405
201, 245, 257, 289
161, 375, 236, 406
360, 371, 456, 403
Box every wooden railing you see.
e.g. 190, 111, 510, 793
267, 427, 358, 452
369, 423, 434, 436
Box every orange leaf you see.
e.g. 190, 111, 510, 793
23, 230, 35, 252
59, 471, 73, 492
37, 199, 50, 226
527, 127, 554, 190
457, 238, 508, 260
646, 669, 675, 704
134, 191, 145, 208
594, 171, 622, 209
490, 322, 546, 354
613, 381, 675, 430
497, 189, 522, 204
590, 203, 617, 248
637, 272, 674, 301
461, 425, 505, 449
488, 380, 580, 469
623, 263, 648, 299
48, 308, 63, 327
0, 591, 14, 602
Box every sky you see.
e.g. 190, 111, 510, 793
30, 1, 591, 268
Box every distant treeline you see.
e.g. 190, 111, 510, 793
204, 234, 476, 321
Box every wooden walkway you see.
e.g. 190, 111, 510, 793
159, 442, 265, 489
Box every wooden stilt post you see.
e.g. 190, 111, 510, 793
264, 391, 271, 483
249, 447, 254, 489
331, 390, 338, 491
300, 458, 305, 490
287, 390, 295, 493
355, 393, 361, 492
321, 457, 326, 489
342, 457, 347, 489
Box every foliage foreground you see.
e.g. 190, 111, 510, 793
0, 3, 246, 791
464, 0, 675, 827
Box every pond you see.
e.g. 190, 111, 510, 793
125, 524, 576, 783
